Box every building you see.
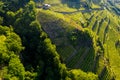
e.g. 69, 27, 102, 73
43, 4, 51, 10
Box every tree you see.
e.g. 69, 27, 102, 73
5, 32, 24, 54
7, 55, 25, 80
1, 0, 29, 11
0, 26, 25, 79
68, 69, 98, 80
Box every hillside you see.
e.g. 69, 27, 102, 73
37, 9, 114, 80
0, 0, 98, 80
0, 0, 120, 80
36, 0, 120, 80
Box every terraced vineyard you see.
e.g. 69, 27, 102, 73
82, 10, 120, 80
37, 9, 111, 80
1, 0, 120, 79
36, 0, 120, 80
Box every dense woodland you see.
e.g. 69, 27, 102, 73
0, 0, 120, 80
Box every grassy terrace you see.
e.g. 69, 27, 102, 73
36, 2, 120, 79
88, 16, 96, 29
89, 10, 120, 79
37, 9, 99, 73
99, 18, 109, 43
90, 10, 120, 80
63, 8, 120, 79
105, 23, 120, 79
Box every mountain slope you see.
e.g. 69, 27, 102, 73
37, 10, 114, 80
63, 7, 120, 80
0, 0, 99, 80
36, 0, 120, 79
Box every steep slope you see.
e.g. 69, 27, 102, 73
37, 10, 113, 80
36, 0, 120, 80
0, 0, 99, 80
83, 10, 120, 80
64, 8, 120, 79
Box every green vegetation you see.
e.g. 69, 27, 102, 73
58, 4, 119, 79
36, 0, 120, 80
1, 0, 120, 80
37, 9, 106, 80
0, 26, 25, 79
0, 0, 100, 80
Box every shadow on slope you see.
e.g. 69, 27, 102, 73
37, 10, 105, 73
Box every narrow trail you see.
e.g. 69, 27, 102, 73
54, 8, 104, 14
74, 48, 90, 68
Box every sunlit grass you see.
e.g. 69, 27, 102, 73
37, 3, 120, 79
91, 3, 101, 8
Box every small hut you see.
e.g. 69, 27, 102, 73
43, 4, 51, 10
